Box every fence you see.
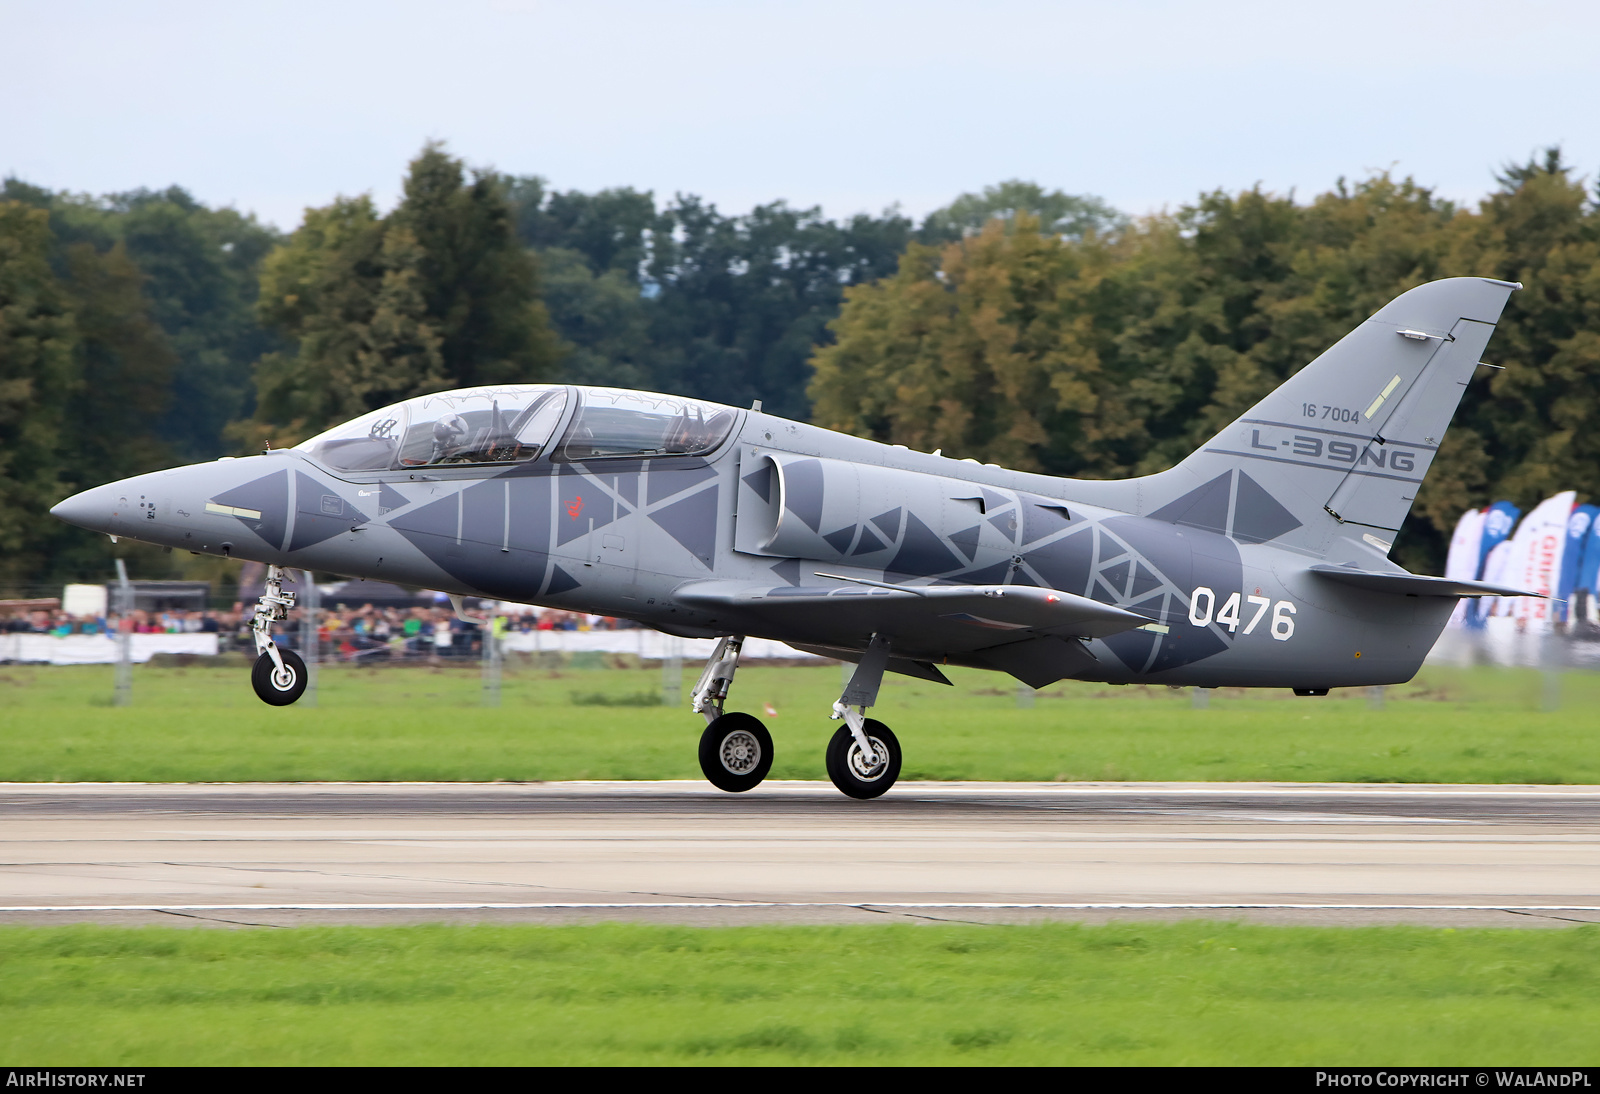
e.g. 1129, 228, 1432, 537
0, 628, 814, 666
10, 617, 1594, 670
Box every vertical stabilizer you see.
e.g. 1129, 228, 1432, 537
1138, 277, 1518, 559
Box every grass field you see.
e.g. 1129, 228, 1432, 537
1, 922, 1596, 1065
1, 658, 1597, 783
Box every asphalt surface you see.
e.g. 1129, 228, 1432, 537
3, 781, 1598, 928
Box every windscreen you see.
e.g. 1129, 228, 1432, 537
295, 406, 410, 472
296, 386, 568, 471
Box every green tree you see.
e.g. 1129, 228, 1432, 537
253, 195, 424, 439
813, 164, 1600, 573
811, 216, 1119, 476
920, 180, 1126, 244
112, 189, 282, 463
1, 180, 282, 464
0, 195, 187, 587
249, 145, 562, 443
507, 179, 656, 278
509, 180, 913, 419
0, 201, 78, 585
1442, 150, 1600, 521
390, 145, 561, 390
59, 240, 175, 480
536, 246, 653, 390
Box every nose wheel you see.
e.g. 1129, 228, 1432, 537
248, 565, 305, 706
825, 719, 901, 799
252, 648, 308, 706
698, 712, 774, 793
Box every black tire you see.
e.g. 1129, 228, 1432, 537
825, 719, 901, 800
251, 648, 308, 706
698, 712, 773, 793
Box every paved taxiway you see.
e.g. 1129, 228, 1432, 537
2, 781, 1598, 928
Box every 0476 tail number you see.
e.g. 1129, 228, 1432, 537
1188, 588, 1296, 640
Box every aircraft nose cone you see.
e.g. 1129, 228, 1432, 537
50, 485, 118, 533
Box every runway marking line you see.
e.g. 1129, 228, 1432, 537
4, 781, 1600, 797
4, 902, 1600, 913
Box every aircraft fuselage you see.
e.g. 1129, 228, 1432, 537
54, 394, 1451, 691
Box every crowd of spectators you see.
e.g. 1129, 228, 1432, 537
1, 602, 629, 662
1, 608, 222, 636
273, 603, 631, 661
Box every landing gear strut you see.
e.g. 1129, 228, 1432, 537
685, 632, 905, 799
826, 633, 902, 799
692, 636, 773, 792
249, 565, 307, 706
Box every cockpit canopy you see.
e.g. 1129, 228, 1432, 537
557, 387, 737, 461
294, 385, 738, 473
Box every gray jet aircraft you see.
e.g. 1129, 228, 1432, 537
51, 276, 1539, 798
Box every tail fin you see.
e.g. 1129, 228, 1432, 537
1136, 277, 1518, 559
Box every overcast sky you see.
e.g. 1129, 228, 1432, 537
5, 0, 1596, 231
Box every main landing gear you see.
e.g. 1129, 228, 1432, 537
689, 632, 902, 800
693, 637, 773, 792
825, 634, 901, 800
249, 565, 307, 706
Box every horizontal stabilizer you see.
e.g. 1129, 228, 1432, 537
1307, 566, 1546, 599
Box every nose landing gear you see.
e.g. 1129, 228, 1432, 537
249, 565, 307, 706
698, 711, 773, 793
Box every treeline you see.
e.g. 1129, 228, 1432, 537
0, 181, 281, 585
0, 144, 1118, 587
812, 151, 1600, 571
0, 145, 1593, 586
511, 175, 1120, 422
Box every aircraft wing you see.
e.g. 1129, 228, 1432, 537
1307, 566, 1547, 599
672, 578, 1150, 658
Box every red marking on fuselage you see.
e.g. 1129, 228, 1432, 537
567, 496, 583, 521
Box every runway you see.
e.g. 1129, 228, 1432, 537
3, 781, 1599, 928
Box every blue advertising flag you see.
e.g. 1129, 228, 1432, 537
1470, 501, 1521, 628
1578, 510, 1600, 631
1556, 504, 1597, 623
1583, 516, 1600, 594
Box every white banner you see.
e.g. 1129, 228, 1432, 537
0, 633, 219, 665
1444, 507, 1486, 628
1478, 539, 1514, 620
497, 630, 820, 660
1507, 491, 1575, 632
0, 630, 820, 665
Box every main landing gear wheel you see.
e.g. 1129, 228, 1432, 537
826, 719, 901, 800
698, 712, 774, 793
251, 649, 308, 706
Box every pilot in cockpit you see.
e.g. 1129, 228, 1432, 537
429, 413, 471, 464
